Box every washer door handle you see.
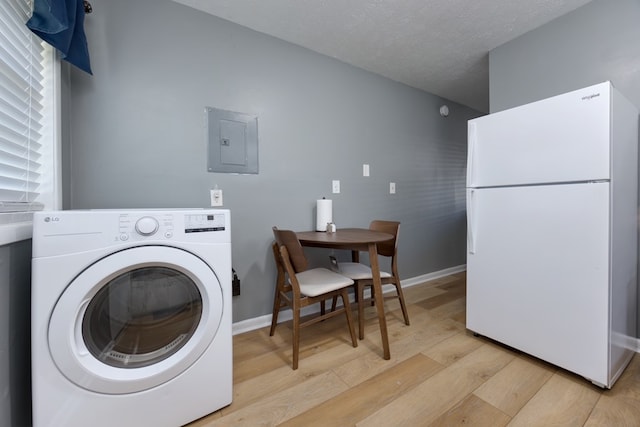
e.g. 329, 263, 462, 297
74, 299, 91, 357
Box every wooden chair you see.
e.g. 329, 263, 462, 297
337, 220, 409, 339
270, 227, 358, 369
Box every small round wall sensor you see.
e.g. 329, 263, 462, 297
439, 105, 449, 117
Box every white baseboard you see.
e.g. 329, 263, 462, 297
232, 265, 640, 357
231, 264, 467, 336
397, 264, 466, 288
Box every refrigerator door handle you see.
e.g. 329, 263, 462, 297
467, 189, 476, 254
467, 122, 477, 186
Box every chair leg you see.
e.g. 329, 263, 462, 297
369, 284, 376, 306
341, 289, 358, 348
331, 287, 356, 313
395, 282, 410, 326
357, 283, 366, 340
292, 305, 300, 370
270, 291, 282, 336
270, 267, 286, 336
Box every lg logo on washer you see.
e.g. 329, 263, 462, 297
43, 216, 60, 222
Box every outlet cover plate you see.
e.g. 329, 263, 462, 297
211, 189, 223, 206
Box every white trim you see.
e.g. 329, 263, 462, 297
232, 264, 640, 357
0, 221, 33, 246
231, 264, 467, 335
52, 48, 63, 210
396, 264, 467, 288
38, 45, 63, 211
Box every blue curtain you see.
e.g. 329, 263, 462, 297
26, 0, 92, 74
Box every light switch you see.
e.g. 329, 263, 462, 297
211, 189, 223, 206
363, 164, 370, 177
389, 182, 396, 194
332, 180, 340, 194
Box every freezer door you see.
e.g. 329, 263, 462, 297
466, 182, 610, 385
467, 82, 611, 188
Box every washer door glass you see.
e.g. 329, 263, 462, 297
48, 246, 224, 394
82, 266, 202, 369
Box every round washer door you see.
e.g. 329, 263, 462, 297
48, 245, 223, 394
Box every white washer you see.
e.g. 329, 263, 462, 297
31, 209, 232, 427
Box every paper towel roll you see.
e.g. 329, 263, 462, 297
316, 198, 333, 231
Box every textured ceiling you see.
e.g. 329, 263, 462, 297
173, 0, 593, 112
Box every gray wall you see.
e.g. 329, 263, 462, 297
65, 0, 479, 323
489, 0, 640, 337
489, 0, 640, 112
0, 241, 32, 427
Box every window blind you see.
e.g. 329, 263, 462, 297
0, 0, 49, 213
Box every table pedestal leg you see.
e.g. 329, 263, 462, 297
368, 243, 390, 360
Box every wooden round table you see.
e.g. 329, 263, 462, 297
297, 228, 393, 360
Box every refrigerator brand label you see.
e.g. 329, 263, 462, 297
581, 93, 600, 101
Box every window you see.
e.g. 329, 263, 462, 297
0, 0, 60, 242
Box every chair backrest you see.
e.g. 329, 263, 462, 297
369, 220, 400, 258
272, 227, 308, 273
272, 241, 286, 279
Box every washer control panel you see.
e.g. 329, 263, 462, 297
32, 209, 231, 257
117, 211, 227, 241
119, 213, 174, 241
185, 213, 226, 233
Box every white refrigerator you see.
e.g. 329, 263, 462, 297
466, 81, 638, 388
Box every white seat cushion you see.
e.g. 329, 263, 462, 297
338, 262, 392, 280
296, 268, 354, 297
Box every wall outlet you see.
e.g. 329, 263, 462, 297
332, 180, 340, 194
390, 182, 396, 194
211, 189, 223, 206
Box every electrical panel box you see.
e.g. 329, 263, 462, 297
206, 107, 259, 174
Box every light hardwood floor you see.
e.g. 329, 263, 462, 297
188, 272, 640, 426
